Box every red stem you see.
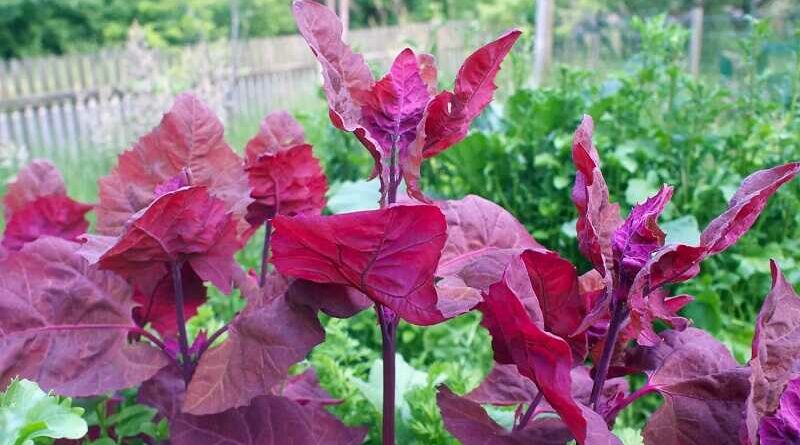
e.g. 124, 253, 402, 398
378, 305, 398, 445
513, 391, 544, 432
259, 220, 273, 287
589, 297, 627, 409
603, 384, 657, 423
196, 324, 230, 359
170, 260, 193, 383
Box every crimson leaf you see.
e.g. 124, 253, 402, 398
272, 204, 448, 325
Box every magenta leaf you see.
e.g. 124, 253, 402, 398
2, 159, 67, 219
518, 248, 589, 361
244, 110, 307, 162
570, 115, 623, 280
2, 195, 92, 251
743, 261, 800, 445
701, 163, 800, 255
436, 195, 541, 292
612, 185, 673, 282
272, 204, 448, 325
183, 290, 324, 415
291, 0, 379, 164
244, 112, 328, 227
96, 93, 250, 237
94, 186, 240, 296
361, 48, 431, 158
641, 328, 750, 445
759, 377, 800, 445
1, 160, 92, 251
293, 0, 520, 200
403, 30, 522, 200
479, 257, 614, 444
626, 163, 799, 345
0, 237, 167, 396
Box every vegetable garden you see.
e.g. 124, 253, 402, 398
1, 1, 800, 445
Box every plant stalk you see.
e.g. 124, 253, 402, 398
514, 391, 544, 432
378, 305, 398, 445
170, 260, 192, 382
603, 384, 657, 423
378, 142, 401, 445
589, 298, 627, 410
259, 220, 273, 287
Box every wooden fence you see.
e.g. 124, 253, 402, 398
0, 21, 471, 160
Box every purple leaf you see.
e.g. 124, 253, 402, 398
437, 385, 574, 445
436, 195, 541, 292
570, 115, 623, 280
612, 185, 673, 282
642, 328, 750, 445
286, 279, 372, 319
183, 290, 324, 415
759, 377, 800, 445
744, 261, 800, 445
141, 366, 366, 445
0, 237, 167, 396
479, 257, 616, 444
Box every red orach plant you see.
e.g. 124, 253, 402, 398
434, 116, 800, 444
274, 1, 522, 443
0, 96, 366, 445
0, 3, 798, 444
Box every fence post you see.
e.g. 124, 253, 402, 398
689, 2, 704, 77
338, 0, 350, 41
532, 0, 555, 87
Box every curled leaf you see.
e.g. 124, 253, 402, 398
744, 261, 800, 445
272, 204, 448, 325
96, 93, 250, 237
2, 195, 92, 251
436, 195, 541, 292
94, 186, 240, 296
2, 159, 66, 219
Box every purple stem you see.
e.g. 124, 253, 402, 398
589, 298, 627, 409
259, 220, 273, 287
603, 384, 657, 423
378, 305, 398, 445
170, 260, 192, 383
513, 391, 544, 432
378, 143, 401, 445
195, 324, 230, 359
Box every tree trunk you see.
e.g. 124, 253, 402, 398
532, 0, 555, 87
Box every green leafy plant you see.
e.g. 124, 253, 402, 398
0, 378, 87, 445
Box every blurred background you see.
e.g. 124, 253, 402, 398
1, 1, 799, 443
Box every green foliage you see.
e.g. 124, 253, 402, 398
0, 378, 87, 445
73, 390, 168, 445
